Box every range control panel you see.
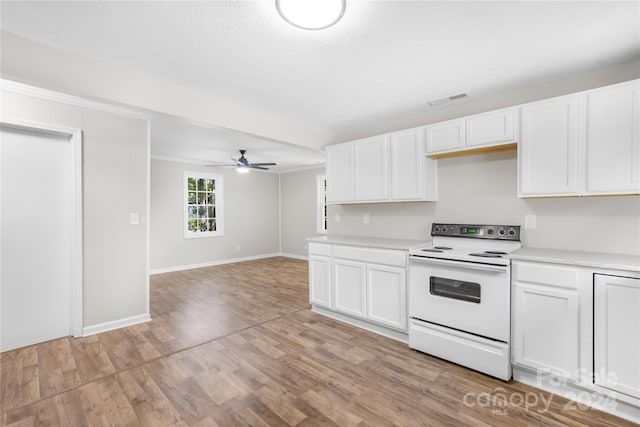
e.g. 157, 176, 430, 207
431, 223, 521, 241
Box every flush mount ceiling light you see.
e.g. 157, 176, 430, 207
276, 0, 346, 30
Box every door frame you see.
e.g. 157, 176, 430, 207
0, 115, 83, 339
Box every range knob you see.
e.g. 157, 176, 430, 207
498, 229, 506, 235
508, 229, 516, 236
442, 226, 448, 232
434, 225, 440, 232
487, 229, 494, 235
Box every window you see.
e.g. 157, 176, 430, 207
184, 171, 224, 238
316, 174, 327, 234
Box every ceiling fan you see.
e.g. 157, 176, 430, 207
207, 150, 277, 171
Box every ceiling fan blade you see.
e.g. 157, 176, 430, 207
249, 165, 269, 170
205, 163, 235, 167
248, 162, 277, 166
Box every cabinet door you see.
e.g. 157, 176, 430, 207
466, 108, 516, 147
354, 136, 388, 201
367, 264, 406, 330
326, 143, 354, 203
519, 94, 583, 197
309, 255, 331, 308
512, 282, 580, 379
425, 119, 465, 153
585, 81, 640, 195
333, 259, 366, 318
594, 274, 640, 399
389, 128, 423, 201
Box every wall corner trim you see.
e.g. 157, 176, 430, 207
82, 313, 151, 337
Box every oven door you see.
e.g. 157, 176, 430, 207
409, 256, 511, 342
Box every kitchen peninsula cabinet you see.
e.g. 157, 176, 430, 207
308, 242, 331, 308
518, 79, 639, 197
326, 127, 437, 204
307, 236, 423, 340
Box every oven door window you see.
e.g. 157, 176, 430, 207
429, 276, 481, 304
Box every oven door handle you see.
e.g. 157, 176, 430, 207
410, 256, 508, 273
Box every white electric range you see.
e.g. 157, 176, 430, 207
408, 223, 521, 381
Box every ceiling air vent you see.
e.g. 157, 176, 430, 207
428, 92, 470, 107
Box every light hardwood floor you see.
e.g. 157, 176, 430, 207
1, 257, 636, 426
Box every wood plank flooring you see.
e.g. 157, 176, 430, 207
1, 256, 636, 426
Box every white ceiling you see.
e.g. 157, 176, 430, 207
1, 1, 639, 171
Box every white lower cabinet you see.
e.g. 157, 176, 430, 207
333, 259, 367, 318
308, 243, 332, 308
511, 261, 580, 380
309, 255, 331, 308
308, 242, 408, 333
367, 264, 406, 330
594, 274, 640, 399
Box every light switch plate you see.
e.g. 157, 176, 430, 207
334, 212, 341, 222
363, 213, 370, 224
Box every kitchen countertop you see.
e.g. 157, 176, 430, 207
509, 247, 640, 272
307, 235, 429, 251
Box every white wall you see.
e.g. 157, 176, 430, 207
150, 159, 280, 271
1, 90, 149, 328
329, 149, 640, 256
280, 167, 325, 257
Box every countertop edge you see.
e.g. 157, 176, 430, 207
509, 248, 640, 273
306, 235, 429, 251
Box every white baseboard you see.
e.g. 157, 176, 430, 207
311, 305, 408, 344
82, 313, 151, 337
149, 253, 283, 275
279, 252, 308, 261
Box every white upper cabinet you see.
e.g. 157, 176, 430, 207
355, 135, 388, 201
390, 128, 436, 201
585, 81, 640, 195
466, 108, 516, 147
519, 80, 639, 197
425, 119, 465, 152
518, 94, 583, 197
425, 108, 517, 155
326, 127, 437, 204
326, 143, 354, 203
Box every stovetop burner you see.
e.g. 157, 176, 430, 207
433, 246, 452, 250
421, 248, 443, 253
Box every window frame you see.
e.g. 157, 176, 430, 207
316, 174, 327, 234
183, 171, 224, 239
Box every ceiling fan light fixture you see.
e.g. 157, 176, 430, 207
276, 0, 346, 30
237, 165, 250, 173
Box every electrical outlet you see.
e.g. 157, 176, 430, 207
363, 213, 370, 224
524, 214, 537, 229
130, 213, 139, 225
334, 212, 341, 223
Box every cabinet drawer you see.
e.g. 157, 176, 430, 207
308, 242, 331, 256
333, 245, 406, 268
512, 261, 578, 290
